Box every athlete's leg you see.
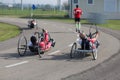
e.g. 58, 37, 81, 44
75, 18, 78, 32
76, 23, 78, 32
78, 18, 81, 30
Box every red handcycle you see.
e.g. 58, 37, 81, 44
17, 29, 55, 58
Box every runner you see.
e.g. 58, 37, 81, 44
73, 5, 83, 32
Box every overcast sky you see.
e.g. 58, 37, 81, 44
1, 0, 68, 5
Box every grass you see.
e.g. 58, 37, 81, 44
0, 22, 20, 42
0, 8, 67, 17
45, 18, 120, 30
98, 20, 120, 30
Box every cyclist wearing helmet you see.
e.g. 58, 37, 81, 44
78, 31, 99, 50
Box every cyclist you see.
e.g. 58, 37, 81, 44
77, 31, 99, 50
28, 29, 55, 53
42, 29, 49, 44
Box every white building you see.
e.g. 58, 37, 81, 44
69, 0, 120, 19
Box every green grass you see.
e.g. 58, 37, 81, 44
0, 8, 67, 17
49, 18, 120, 30
0, 22, 20, 42
98, 20, 120, 30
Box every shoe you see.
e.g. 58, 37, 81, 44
50, 39, 55, 47
52, 39, 56, 47
52, 42, 56, 47
78, 30, 80, 33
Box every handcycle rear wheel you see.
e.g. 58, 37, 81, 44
70, 42, 77, 58
17, 36, 27, 56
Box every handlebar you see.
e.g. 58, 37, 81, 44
86, 24, 99, 39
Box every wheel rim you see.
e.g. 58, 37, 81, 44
18, 36, 27, 56
38, 46, 42, 58
70, 43, 77, 58
92, 49, 97, 60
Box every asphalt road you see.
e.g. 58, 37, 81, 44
0, 17, 119, 80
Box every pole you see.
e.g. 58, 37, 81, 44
57, 0, 61, 11
71, 0, 73, 18
21, 0, 23, 10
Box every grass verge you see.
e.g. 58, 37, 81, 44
0, 22, 20, 42
48, 18, 120, 30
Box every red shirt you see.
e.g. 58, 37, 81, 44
74, 8, 82, 18
44, 32, 49, 43
39, 41, 45, 50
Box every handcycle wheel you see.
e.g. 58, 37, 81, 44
37, 34, 44, 58
17, 36, 27, 56
70, 42, 77, 58
38, 46, 43, 58
92, 49, 97, 60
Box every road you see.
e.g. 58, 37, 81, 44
0, 17, 119, 80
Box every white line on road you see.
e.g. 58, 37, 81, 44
5, 61, 29, 68
68, 28, 73, 31
48, 50, 60, 55
68, 44, 73, 47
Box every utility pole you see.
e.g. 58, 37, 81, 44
70, 0, 73, 18
21, 0, 23, 10
57, 0, 61, 11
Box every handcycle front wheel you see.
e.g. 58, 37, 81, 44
70, 42, 77, 58
38, 46, 42, 58
92, 49, 97, 60
17, 36, 27, 56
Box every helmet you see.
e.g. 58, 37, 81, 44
79, 32, 86, 39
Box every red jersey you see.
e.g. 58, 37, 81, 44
44, 32, 49, 43
74, 8, 82, 18
39, 41, 45, 50
88, 38, 96, 49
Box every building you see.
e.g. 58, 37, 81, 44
69, 0, 120, 19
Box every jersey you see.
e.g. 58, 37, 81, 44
74, 8, 82, 18
39, 41, 45, 50
43, 32, 49, 43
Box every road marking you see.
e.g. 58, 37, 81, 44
5, 61, 28, 68
68, 28, 73, 31
48, 50, 60, 55
68, 44, 73, 47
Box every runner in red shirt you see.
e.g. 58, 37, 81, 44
73, 5, 83, 32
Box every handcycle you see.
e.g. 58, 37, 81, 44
28, 19, 37, 29
17, 29, 55, 58
70, 24, 100, 60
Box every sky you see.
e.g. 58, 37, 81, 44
1, 0, 68, 5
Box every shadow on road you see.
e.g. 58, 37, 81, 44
0, 51, 38, 60
39, 52, 94, 62
0, 51, 94, 61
